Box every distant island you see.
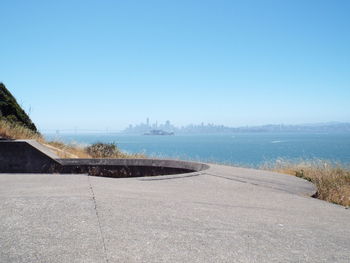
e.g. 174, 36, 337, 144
144, 129, 174, 136
122, 118, 350, 135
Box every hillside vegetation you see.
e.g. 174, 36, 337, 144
0, 83, 37, 132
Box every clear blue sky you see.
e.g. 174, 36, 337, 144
1, 0, 349, 131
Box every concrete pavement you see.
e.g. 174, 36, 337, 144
1, 164, 349, 262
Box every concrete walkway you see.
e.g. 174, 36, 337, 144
0, 164, 349, 262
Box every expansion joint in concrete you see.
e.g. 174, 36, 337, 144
204, 172, 296, 195
87, 176, 109, 263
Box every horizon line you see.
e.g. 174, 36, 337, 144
40, 121, 350, 133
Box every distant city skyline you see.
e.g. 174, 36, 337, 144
1, 1, 349, 131
43, 118, 350, 134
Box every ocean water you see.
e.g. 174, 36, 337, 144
44, 133, 350, 167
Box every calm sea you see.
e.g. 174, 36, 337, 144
44, 133, 350, 167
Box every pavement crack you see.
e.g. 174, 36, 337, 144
191, 201, 279, 211
204, 172, 295, 194
205, 172, 251, 184
88, 176, 109, 263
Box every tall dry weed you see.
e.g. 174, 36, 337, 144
0, 119, 43, 141
262, 159, 350, 207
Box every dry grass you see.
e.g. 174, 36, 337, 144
0, 119, 144, 159
262, 159, 350, 207
44, 141, 91, 158
0, 119, 43, 142
0, 119, 87, 158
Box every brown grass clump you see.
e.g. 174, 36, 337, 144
86, 142, 146, 159
0, 119, 43, 141
262, 159, 350, 207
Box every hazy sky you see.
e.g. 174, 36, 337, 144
1, 0, 349, 131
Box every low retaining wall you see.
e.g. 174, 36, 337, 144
0, 140, 61, 173
0, 140, 209, 177
58, 159, 209, 177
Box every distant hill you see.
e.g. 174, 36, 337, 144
0, 83, 37, 132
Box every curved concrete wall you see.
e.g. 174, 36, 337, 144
58, 159, 209, 177
59, 158, 209, 171
0, 140, 209, 177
